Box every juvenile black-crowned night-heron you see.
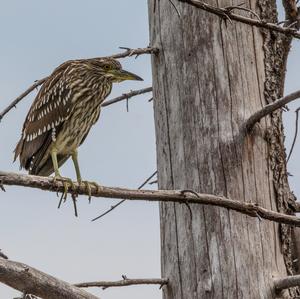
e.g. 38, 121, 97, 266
14, 57, 143, 195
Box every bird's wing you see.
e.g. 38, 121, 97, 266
14, 61, 74, 170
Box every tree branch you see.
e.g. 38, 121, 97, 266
91, 170, 157, 222
0, 78, 47, 123
0, 258, 100, 299
282, 0, 299, 28
177, 0, 300, 39
274, 275, 300, 292
102, 87, 152, 107
2, 171, 300, 227
75, 277, 168, 289
287, 107, 300, 162
243, 90, 300, 131
109, 46, 159, 59
0, 46, 157, 122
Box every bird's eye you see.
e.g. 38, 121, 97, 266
104, 65, 111, 71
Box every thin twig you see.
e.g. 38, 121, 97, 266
2, 170, 300, 227
109, 47, 158, 59
0, 78, 47, 123
75, 277, 168, 290
102, 87, 152, 107
287, 20, 299, 28
168, 0, 181, 17
149, 180, 158, 185
0, 180, 5, 192
274, 275, 300, 292
0, 47, 157, 123
178, 0, 300, 39
243, 90, 300, 131
71, 194, 79, 217
224, 5, 261, 21
287, 107, 300, 162
91, 170, 157, 222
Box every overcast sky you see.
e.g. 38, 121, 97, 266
0, 1, 299, 299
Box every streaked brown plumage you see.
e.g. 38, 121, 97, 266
14, 57, 142, 182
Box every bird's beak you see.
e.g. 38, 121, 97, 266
113, 69, 143, 82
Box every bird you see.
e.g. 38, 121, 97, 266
14, 57, 143, 196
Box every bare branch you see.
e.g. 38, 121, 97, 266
0, 46, 157, 123
0, 78, 47, 123
102, 87, 152, 107
0, 258, 100, 299
282, 0, 300, 28
287, 107, 300, 162
75, 277, 168, 289
274, 275, 300, 292
177, 0, 300, 39
109, 46, 159, 59
91, 170, 157, 222
243, 90, 300, 131
168, 0, 182, 17
2, 171, 300, 227
224, 5, 261, 22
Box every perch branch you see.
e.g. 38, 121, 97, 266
2, 171, 300, 227
243, 90, 300, 131
0, 46, 157, 122
75, 277, 168, 289
177, 0, 300, 39
0, 258, 99, 299
102, 87, 152, 107
274, 275, 300, 292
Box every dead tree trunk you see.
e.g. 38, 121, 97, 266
148, 0, 297, 298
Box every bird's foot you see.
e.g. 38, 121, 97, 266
53, 175, 76, 205
79, 180, 102, 203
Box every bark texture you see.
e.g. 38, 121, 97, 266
148, 0, 296, 298
0, 259, 99, 299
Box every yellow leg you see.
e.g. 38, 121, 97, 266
71, 149, 82, 182
71, 149, 101, 203
51, 148, 74, 200
50, 148, 60, 178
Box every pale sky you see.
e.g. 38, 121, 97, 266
0, 1, 299, 299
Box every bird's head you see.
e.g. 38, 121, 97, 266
87, 58, 143, 82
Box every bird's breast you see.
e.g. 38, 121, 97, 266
54, 98, 102, 154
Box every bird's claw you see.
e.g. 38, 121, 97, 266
53, 175, 75, 206
79, 180, 102, 203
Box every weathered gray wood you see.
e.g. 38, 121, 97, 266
274, 275, 300, 291
0, 259, 99, 299
74, 278, 169, 289
148, 0, 295, 298
2, 170, 300, 227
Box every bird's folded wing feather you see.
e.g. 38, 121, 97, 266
14, 62, 75, 169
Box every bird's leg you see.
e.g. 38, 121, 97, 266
71, 149, 82, 182
50, 148, 74, 200
71, 149, 101, 203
